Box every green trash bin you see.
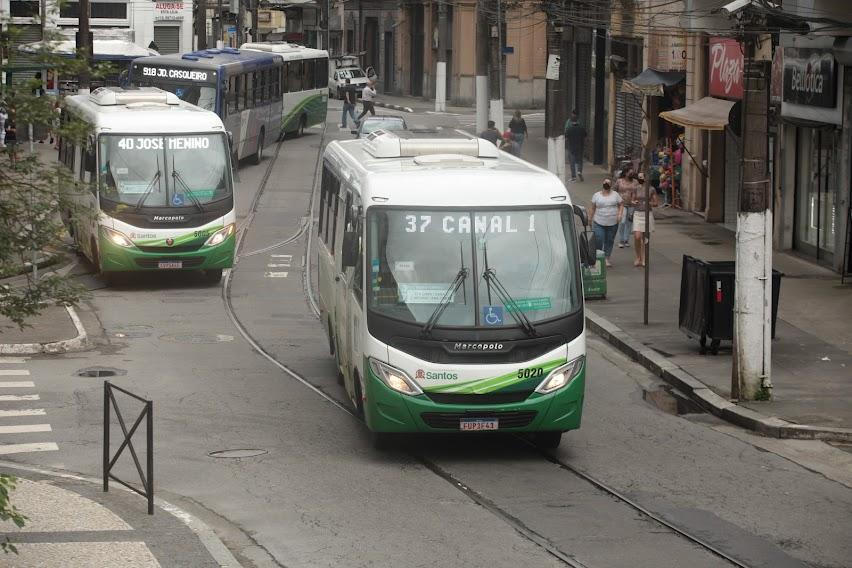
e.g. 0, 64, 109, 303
582, 250, 607, 300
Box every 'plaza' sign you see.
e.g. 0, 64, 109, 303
709, 38, 743, 100
783, 48, 836, 108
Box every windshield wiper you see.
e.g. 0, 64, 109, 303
134, 156, 162, 211
421, 243, 469, 337
481, 242, 537, 337
421, 267, 468, 337
171, 158, 205, 213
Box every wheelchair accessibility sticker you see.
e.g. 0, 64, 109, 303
482, 306, 504, 326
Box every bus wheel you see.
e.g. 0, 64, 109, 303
353, 372, 365, 418
534, 431, 563, 449
203, 269, 223, 285
252, 129, 265, 165
92, 239, 115, 286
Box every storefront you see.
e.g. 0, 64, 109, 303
780, 47, 845, 268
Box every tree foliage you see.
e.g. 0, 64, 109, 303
1, 18, 113, 327
0, 474, 28, 554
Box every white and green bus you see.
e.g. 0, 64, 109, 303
317, 130, 594, 448
240, 42, 329, 136
61, 87, 236, 284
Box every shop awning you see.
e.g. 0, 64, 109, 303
18, 39, 158, 60
659, 96, 737, 131
621, 68, 685, 97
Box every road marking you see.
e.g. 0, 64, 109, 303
0, 369, 30, 376
0, 424, 52, 434
0, 357, 29, 364
271, 254, 292, 259
0, 409, 47, 417
0, 394, 40, 401
0, 381, 36, 388
264, 272, 289, 278
267, 264, 291, 268
0, 442, 59, 455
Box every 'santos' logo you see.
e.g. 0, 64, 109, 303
415, 369, 459, 381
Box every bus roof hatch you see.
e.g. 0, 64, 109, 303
363, 130, 500, 160
90, 87, 179, 107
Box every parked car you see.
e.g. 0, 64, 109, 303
352, 115, 408, 139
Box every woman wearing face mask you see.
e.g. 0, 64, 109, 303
615, 168, 638, 248
588, 178, 624, 268
631, 171, 658, 266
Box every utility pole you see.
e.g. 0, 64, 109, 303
250, 0, 258, 42
216, 0, 224, 48
76, 0, 91, 93
544, 0, 565, 180
196, 0, 207, 50
731, 19, 772, 400
488, 0, 503, 130
237, 0, 244, 47
475, 0, 489, 133
326, 0, 331, 52
435, 0, 448, 112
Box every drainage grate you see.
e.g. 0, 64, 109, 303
75, 367, 127, 378
208, 449, 268, 459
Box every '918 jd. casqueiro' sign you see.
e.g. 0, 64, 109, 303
136, 66, 211, 82
782, 48, 837, 108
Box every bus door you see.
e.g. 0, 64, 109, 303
333, 187, 354, 382
317, 164, 341, 330
343, 192, 364, 385
224, 72, 244, 160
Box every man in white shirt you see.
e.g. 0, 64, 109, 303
357, 80, 377, 122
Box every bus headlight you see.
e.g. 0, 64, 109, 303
102, 227, 134, 248
369, 359, 423, 396
204, 224, 235, 246
534, 356, 585, 395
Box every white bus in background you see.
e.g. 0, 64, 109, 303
316, 130, 594, 448
60, 87, 236, 284
240, 42, 329, 137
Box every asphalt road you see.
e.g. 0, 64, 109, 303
4, 105, 851, 568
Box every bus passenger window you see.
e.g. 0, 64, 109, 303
244, 73, 254, 109
289, 61, 301, 93
281, 64, 289, 94
302, 60, 314, 91
227, 76, 239, 114
315, 58, 328, 89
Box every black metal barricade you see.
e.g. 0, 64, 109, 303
103, 381, 154, 515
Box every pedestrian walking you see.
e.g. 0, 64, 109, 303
5, 120, 18, 164
564, 109, 586, 182
500, 130, 520, 156
341, 78, 358, 129
588, 178, 623, 268
479, 120, 502, 146
0, 97, 7, 148
631, 171, 657, 267
615, 167, 638, 248
508, 110, 527, 154
356, 80, 377, 123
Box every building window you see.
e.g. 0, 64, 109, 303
60, 2, 128, 19
10, 0, 41, 17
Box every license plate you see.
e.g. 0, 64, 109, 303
460, 419, 498, 431
157, 261, 182, 269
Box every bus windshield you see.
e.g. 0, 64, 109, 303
367, 208, 581, 328
98, 133, 231, 208
150, 83, 217, 111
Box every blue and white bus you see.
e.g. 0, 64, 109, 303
130, 48, 283, 164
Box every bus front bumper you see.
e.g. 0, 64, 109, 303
364, 364, 585, 434
99, 233, 235, 272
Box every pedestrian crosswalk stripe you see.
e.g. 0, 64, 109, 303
0, 369, 30, 376
265, 272, 289, 278
0, 394, 40, 401
0, 424, 52, 434
0, 381, 36, 388
267, 264, 290, 268
0, 442, 59, 455
0, 409, 46, 417
0, 357, 29, 364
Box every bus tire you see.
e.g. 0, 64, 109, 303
203, 268, 223, 285
534, 431, 563, 449
353, 371, 365, 418
252, 129, 264, 165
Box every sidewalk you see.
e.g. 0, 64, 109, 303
0, 462, 236, 567
557, 166, 852, 440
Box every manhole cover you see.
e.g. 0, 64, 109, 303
159, 333, 234, 344
75, 367, 127, 378
208, 449, 268, 459
111, 325, 153, 339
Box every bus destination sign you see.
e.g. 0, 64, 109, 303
136, 65, 213, 83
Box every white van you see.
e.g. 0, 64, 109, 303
328, 55, 368, 99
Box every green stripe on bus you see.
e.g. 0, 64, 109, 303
282, 93, 327, 131
422, 358, 567, 395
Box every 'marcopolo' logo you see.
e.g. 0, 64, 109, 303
152, 215, 186, 222
451, 342, 507, 352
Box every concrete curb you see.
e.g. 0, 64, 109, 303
0, 304, 89, 355
586, 309, 852, 443
374, 101, 414, 113
0, 251, 60, 280
0, 460, 243, 568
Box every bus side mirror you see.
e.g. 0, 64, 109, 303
572, 204, 589, 227
578, 232, 597, 267
341, 231, 359, 269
